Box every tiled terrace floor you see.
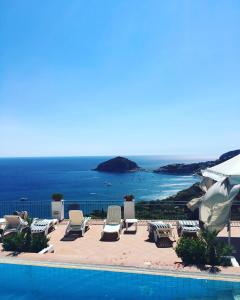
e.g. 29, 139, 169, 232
0, 221, 240, 276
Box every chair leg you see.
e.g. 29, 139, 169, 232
172, 231, 176, 241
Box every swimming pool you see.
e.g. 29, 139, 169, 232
0, 262, 240, 300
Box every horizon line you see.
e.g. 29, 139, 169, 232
0, 153, 217, 160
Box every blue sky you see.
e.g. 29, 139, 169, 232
0, 0, 240, 158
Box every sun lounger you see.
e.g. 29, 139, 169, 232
124, 200, 138, 232
3, 215, 29, 236
13, 211, 28, 220
31, 218, 58, 235
101, 205, 123, 240
65, 210, 91, 236
177, 220, 200, 236
147, 221, 175, 243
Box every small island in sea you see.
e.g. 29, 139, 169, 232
94, 156, 140, 173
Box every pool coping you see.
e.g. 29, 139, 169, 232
0, 258, 240, 282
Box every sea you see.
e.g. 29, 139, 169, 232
0, 156, 200, 203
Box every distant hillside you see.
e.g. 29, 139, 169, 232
154, 149, 240, 175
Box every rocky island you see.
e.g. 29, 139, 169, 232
94, 156, 140, 173
154, 149, 240, 175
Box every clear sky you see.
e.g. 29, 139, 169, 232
0, 0, 240, 158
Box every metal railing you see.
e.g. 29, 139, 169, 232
0, 199, 240, 221
0, 200, 52, 219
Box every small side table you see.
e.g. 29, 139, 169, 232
125, 218, 138, 232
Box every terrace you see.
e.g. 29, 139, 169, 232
0, 199, 240, 277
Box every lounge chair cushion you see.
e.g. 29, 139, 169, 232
178, 220, 199, 227
103, 224, 121, 233
69, 210, 84, 226
106, 206, 122, 225
181, 226, 200, 233
148, 221, 172, 231
31, 219, 57, 234
4, 215, 28, 228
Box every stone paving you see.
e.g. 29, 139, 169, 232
0, 221, 240, 276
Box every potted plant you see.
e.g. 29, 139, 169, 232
124, 194, 134, 202
51, 193, 64, 202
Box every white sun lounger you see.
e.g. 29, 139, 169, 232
101, 205, 123, 240
148, 221, 175, 243
124, 201, 138, 232
31, 218, 58, 235
3, 215, 29, 236
177, 220, 200, 236
65, 210, 91, 236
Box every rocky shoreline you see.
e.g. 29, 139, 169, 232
93, 150, 240, 206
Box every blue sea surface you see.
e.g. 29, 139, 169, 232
0, 263, 239, 300
0, 156, 199, 202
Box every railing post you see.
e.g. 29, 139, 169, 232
51, 200, 64, 221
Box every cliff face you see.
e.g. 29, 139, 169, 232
154, 149, 240, 175
94, 156, 140, 173
154, 161, 215, 175
162, 182, 204, 203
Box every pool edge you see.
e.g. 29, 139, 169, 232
0, 258, 240, 282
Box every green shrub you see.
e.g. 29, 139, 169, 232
51, 193, 64, 201
2, 232, 49, 253
175, 230, 233, 267
2, 232, 27, 252
175, 236, 206, 265
201, 230, 232, 267
30, 234, 49, 253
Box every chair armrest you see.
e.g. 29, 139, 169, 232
21, 220, 29, 226
65, 221, 71, 234
120, 219, 123, 230
82, 218, 90, 227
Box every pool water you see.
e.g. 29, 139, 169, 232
0, 263, 240, 300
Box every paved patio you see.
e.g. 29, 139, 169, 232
0, 221, 240, 276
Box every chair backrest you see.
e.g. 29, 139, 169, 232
124, 201, 135, 219
13, 211, 28, 220
106, 206, 121, 224
20, 211, 28, 220
69, 210, 84, 225
4, 215, 21, 228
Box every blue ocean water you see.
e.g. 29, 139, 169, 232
0, 263, 239, 300
0, 156, 199, 202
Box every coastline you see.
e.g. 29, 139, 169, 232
0, 156, 198, 203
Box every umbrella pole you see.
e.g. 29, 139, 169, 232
227, 211, 231, 246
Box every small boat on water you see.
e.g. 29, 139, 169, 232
20, 197, 28, 201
